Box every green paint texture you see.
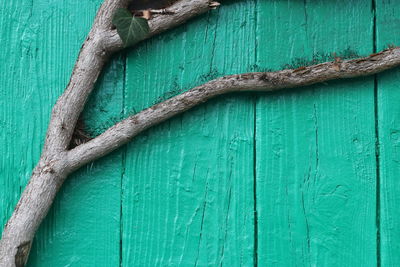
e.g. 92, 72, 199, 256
0, 0, 397, 266
255, 1, 377, 266
376, 1, 400, 266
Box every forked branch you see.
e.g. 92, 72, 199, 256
0, 0, 215, 266
1, 0, 400, 266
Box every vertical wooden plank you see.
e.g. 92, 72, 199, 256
255, 1, 377, 266
28, 57, 124, 266
375, 1, 400, 266
0, 0, 34, 238
122, 1, 256, 266
0, 0, 122, 265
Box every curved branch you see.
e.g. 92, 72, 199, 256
67, 47, 400, 169
2, 0, 398, 264
0, 0, 215, 265
44, 0, 213, 156
104, 0, 217, 52
42, 0, 129, 156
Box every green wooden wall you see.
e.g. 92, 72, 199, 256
0, 0, 399, 266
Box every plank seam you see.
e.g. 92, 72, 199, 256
372, 0, 381, 266
253, 97, 258, 267
253, 1, 259, 266
119, 53, 128, 267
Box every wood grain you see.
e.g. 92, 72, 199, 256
0, 0, 42, 239
0, 0, 122, 265
25, 1, 124, 265
0, 1, 216, 264
122, 1, 256, 265
2, 0, 398, 265
375, 1, 400, 266
255, 1, 377, 266
28, 58, 125, 266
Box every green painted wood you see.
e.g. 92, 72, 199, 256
0, 0, 36, 237
375, 1, 400, 266
255, 1, 377, 266
2, 0, 398, 266
28, 56, 125, 266
122, 1, 257, 266
0, 0, 122, 265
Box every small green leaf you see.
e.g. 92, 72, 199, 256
112, 8, 150, 48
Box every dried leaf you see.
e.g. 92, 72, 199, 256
142, 10, 152, 20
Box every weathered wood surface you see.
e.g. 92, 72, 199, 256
0, 1, 123, 265
255, 1, 377, 266
122, 2, 256, 265
0, 0, 397, 266
376, 1, 400, 266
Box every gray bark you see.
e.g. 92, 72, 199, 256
1, 0, 400, 265
68, 47, 400, 169
0, 0, 213, 265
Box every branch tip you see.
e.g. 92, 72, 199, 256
209, 1, 220, 9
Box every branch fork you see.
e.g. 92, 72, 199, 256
1, 0, 400, 266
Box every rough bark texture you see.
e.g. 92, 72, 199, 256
67, 46, 400, 169
1, 0, 400, 265
0, 0, 213, 265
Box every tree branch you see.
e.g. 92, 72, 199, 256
42, 0, 130, 156
2, 0, 400, 265
0, 0, 215, 266
103, 0, 216, 52
44, 0, 213, 156
67, 46, 400, 170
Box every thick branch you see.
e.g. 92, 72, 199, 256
0, 165, 68, 267
67, 47, 400, 169
42, 0, 129, 156
0, 0, 214, 266
43, 0, 212, 156
2, 0, 399, 265
104, 0, 216, 52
